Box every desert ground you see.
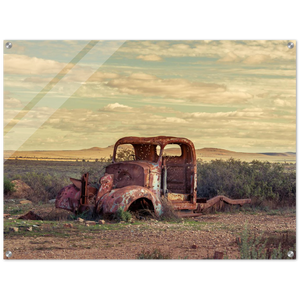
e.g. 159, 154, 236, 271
3, 200, 296, 260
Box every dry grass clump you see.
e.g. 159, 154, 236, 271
137, 248, 171, 259
159, 196, 181, 221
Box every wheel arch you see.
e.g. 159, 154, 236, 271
101, 185, 162, 216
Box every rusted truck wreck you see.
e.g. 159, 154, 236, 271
56, 136, 251, 217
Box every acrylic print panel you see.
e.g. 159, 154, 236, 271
2, 38, 297, 163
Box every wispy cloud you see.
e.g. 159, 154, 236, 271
136, 54, 163, 61
4, 54, 68, 75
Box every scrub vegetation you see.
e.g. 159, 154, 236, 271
4, 157, 296, 209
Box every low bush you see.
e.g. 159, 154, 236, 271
8, 172, 70, 202
114, 207, 132, 222
197, 159, 296, 207
4, 176, 15, 194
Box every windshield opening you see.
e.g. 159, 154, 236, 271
115, 144, 135, 162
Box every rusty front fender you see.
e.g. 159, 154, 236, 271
100, 185, 162, 216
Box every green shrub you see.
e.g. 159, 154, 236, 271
110, 147, 135, 162
197, 159, 296, 207
4, 176, 15, 194
114, 207, 132, 222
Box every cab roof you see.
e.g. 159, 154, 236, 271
114, 136, 196, 149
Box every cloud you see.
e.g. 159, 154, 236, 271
164, 117, 188, 124
273, 98, 295, 108
4, 54, 67, 75
102, 103, 132, 111
106, 73, 252, 104
119, 40, 296, 63
242, 54, 271, 65
136, 54, 163, 61
128, 73, 157, 80
13, 102, 295, 152
87, 71, 120, 82
185, 108, 266, 119
4, 96, 22, 108
217, 52, 271, 65
217, 52, 241, 63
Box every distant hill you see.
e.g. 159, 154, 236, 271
80, 147, 104, 151
4, 146, 296, 163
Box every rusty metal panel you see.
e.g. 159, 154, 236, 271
101, 185, 162, 216
134, 143, 159, 162
106, 162, 147, 188
197, 195, 251, 212
172, 201, 197, 210
55, 184, 81, 213
56, 173, 97, 213
168, 193, 189, 201
148, 164, 161, 199
113, 136, 197, 163
80, 173, 89, 205
96, 174, 114, 202
95, 173, 114, 213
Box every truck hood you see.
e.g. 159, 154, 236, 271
105, 161, 159, 189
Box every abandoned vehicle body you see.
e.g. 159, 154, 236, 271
55, 136, 251, 216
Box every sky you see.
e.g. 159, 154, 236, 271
3, 40, 296, 153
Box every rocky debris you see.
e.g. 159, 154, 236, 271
4, 214, 11, 218
75, 218, 105, 226
9, 227, 19, 232
85, 223, 90, 227
85, 221, 96, 226
26, 227, 33, 232
18, 211, 43, 220
213, 251, 224, 259
20, 200, 32, 205
49, 199, 56, 203
11, 180, 33, 198
191, 244, 198, 249
64, 223, 74, 228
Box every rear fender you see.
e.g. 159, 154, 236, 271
55, 184, 81, 213
55, 174, 98, 213
100, 185, 162, 216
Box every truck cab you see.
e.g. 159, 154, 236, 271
104, 136, 198, 213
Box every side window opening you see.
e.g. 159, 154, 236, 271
162, 144, 182, 157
